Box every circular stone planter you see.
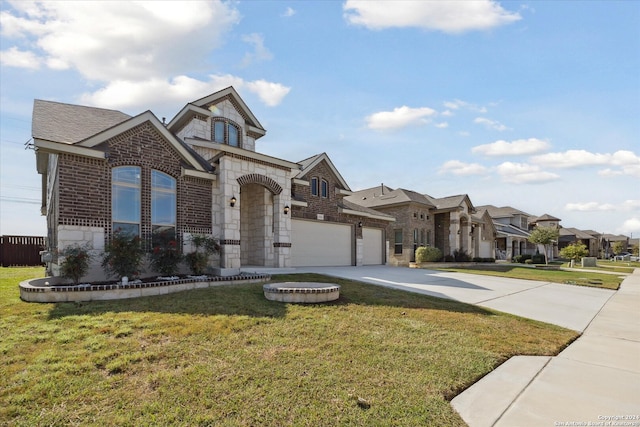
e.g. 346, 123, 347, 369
263, 282, 340, 303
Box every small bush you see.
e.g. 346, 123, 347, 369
443, 254, 455, 262
150, 229, 182, 276
513, 254, 532, 264
453, 250, 471, 262
415, 246, 443, 263
59, 244, 92, 284
102, 231, 145, 279
472, 257, 496, 263
531, 254, 546, 264
185, 235, 220, 275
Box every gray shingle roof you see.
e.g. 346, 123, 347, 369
32, 100, 131, 144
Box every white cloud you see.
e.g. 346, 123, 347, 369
241, 33, 273, 67
366, 106, 436, 130
532, 149, 640, 171
245, 79, 291, 107
472, 138, 551, 156
435, 122, 449, 129
3, 2, 292, 109
79, 74, 291, 113
618, 217, 640, 235
473, 117, 509, 131
2, 1, 240, 81
438, 160, 488, 176
343, 0, 521, 33
496, 162, 560, 184
282, 7, 296, 17
0, 46, 42, 69
564, 202, 616, 212
443, 99, 487, 113
565, 200, 640, 213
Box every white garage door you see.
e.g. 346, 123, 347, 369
292, 220, 352, 266
362, 227, 384, 265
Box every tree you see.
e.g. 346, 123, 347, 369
559, 242, 589, 262
611, 241, 625, 255
528, 226, 559, 265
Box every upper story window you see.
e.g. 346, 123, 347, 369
151, 170, 177, 245
213, 120, 240, 147
321, 179, 328, 198
112, 166, 141, 236
311, 177, 318, 196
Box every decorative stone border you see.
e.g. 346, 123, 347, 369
263, 282, 340, 303
20, 274, 270, 303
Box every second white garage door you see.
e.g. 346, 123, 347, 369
362, 227, 384, 265
292, 219, 352, 267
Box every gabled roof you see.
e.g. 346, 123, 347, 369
296, 153, 351, 191
425, 193, 475, 213
475, 204, 532, 219
532, 213, 562, 223
77, 111, 211, 172
559, 227, 597, 240
32, 100, 131, 144
169, 86, 265, 138
339, 199, 396, 222
347, 185, 436, 209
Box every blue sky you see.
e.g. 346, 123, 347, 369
1, 1, 639, 237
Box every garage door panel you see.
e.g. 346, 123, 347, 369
292, 220, 352, 267
363, 227, 383, 265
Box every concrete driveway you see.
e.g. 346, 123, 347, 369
297, 265, 616, 332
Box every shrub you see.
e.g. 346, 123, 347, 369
531, 254, 546, 264
559, 242, 589, 261
150, 229, 182, 276
59, 244, 92, 284
443, 254, 455, 262
102, 231, 145, 280
513, 254, 532, 264
453, 250, 471, 262
185, 235, 220, 275
415, 246, 443, 263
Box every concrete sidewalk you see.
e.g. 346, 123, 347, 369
452, 269, 640, 427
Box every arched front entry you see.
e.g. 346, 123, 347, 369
237, 174, 285, 268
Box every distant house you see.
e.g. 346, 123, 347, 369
476, 205, 535, 261
558, 227, 599, 257
33, 87, 392, 282
346, 187, 495, 265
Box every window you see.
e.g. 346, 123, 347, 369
112, 166, 141, 235
420, 229, 425, 246
321, 179, 328, 198
213, 120, 240, 147
394, 229, 403, 255
151, 170, 177, 245
311, 177, 318, 196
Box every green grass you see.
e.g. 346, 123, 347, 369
432, 264, 623, 290
563, 260, 638, 275
1, 267, 578, 426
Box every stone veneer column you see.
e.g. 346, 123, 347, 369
272, 193, 292, 268
216, 158, 241, 276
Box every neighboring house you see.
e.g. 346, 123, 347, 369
424, 193, 496, 260
600, 234, 630, 258
530, 213, 562, 258
290, 153, 395, 267
345, 187, 495, 265
476, 205, 535, 261
33, 87, 392, 282
558, 227, 599, 257
345, 185, 435, 265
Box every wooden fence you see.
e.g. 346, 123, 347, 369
0, 235, 46, 267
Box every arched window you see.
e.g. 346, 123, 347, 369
213, 120, 240, 147
321, 179, 328, 198
311, 177, 318, 196
151, 170, 177, 245
112, 166, 141, 235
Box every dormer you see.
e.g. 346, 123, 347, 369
167, 86, 266, 152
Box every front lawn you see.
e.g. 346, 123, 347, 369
433, 264, 623, 290
1, 267, 577, 426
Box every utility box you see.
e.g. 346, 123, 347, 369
582, 257, 597, 267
